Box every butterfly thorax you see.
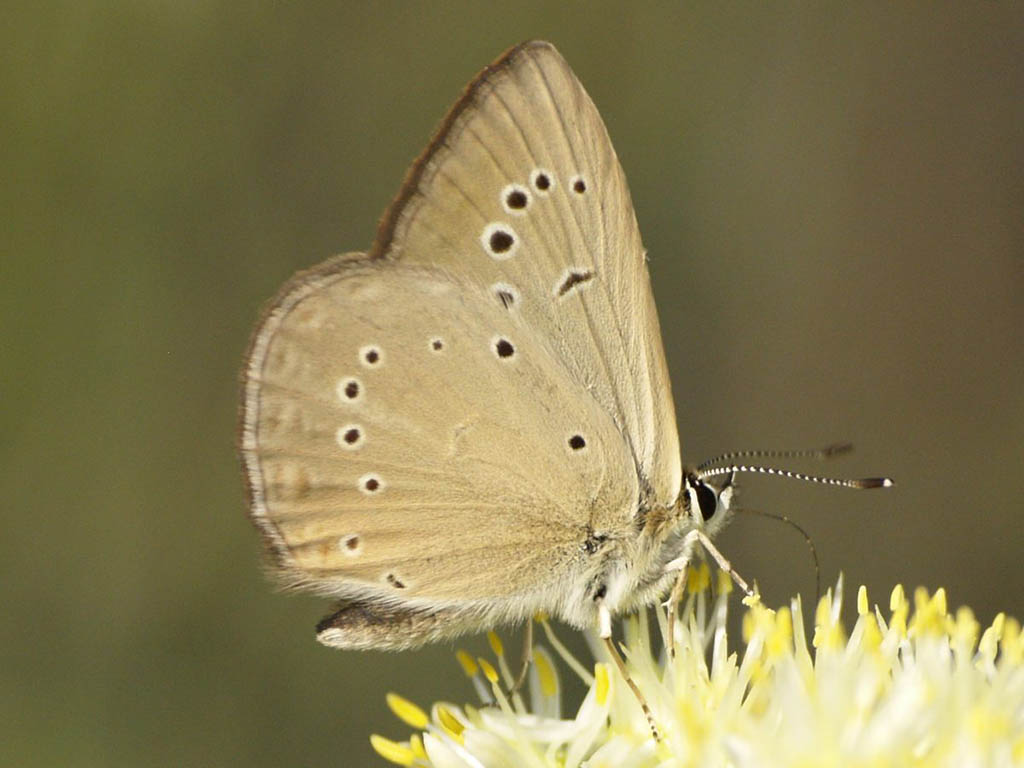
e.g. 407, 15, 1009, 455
549, 471, 736, 628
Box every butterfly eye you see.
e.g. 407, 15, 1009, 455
694, 482, 718, 521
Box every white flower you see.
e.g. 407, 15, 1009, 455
371, 567, 1024, 767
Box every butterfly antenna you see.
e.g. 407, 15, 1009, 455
697, 442, 853, 471
697, 464, 893, 489
733, 507, 822, 605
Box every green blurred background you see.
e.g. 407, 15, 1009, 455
3, 3, 1022, 766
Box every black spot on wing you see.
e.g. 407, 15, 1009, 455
557, 270, 594, 297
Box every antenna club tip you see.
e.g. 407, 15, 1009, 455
857, 477, 895, 489
823, 442, 854, 456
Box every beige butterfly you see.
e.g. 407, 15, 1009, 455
240, 41, 756, 654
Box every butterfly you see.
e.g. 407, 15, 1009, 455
239, 41, 856, 657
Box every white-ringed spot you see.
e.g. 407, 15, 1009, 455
554, 266, 595, 298
491, 282, 520, 310
359, 473, 384, 495
339, 535, 362, 556
569, 174, 588, 194
359, 345, 383, 368
491, 336, 516, 361
480, 222, 519, 260
336, 376, 363, 404
530, 168, 555, 195
337, 424, 364, 450
501, 183, 531, 215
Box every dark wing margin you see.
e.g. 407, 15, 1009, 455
370, 40, 556, 261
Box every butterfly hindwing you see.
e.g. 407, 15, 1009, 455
242, 256, 637, 610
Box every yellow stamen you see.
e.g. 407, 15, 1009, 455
889, 584, 909, 636
477, 657, 500, 684
979, 612, 1005, 664
1012, 735, 1024, 763
534, 648, 558, 697
934, 587, 948, 616
369, 734, 415, 766
386, 692, 429, 730
953, 606, 980, 650
812, 592, 844, 651
914, 585, 930, 612
815, 591, 832, 628
890, 583, 906, 612
436, 705, 465, 742
594, 662, 610, 706
910, 586, 949, 637
860, 612, 882, 652
857, 585, 869, 616
767, 606, 793, 659
716, 566, 733, 595
539, 616, 595, 685
409, 733, 427, 761
1003, 617, 1022, 665
455, 649, 478, 678
685, 565, 701, 594
688, 561, 711, 593
487, 630, 504, 657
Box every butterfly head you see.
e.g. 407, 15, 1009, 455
679, 469, 735, 539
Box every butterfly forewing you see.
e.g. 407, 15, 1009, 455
377, 41, 681, 510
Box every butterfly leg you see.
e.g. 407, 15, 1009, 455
509, 619, 534, 694
664, 529, 754, 599
662, 529, 756, 657
665, 565, 689, 659
598, 603, 660, 741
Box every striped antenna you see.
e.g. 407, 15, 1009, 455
697, 464, 893, 489
697, 442, 853, 471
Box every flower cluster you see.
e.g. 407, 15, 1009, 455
371, 567, 1024, 767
